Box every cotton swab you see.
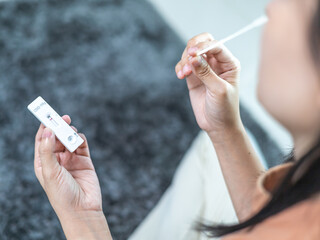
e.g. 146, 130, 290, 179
196, 15, 268, 56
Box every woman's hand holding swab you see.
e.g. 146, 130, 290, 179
175, 32, 242, 137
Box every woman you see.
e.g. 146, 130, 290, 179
34, 0, 320, 239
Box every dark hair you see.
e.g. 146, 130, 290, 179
197, 1, 320, 238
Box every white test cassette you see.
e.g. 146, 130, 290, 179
28, 96, 84, 153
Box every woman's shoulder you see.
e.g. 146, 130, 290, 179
258, 162, 294, 195
222, 194, 320, 240
249, 162, 294, 215
221, 162, 320, 240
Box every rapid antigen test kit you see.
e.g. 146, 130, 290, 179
28, 96, 84, 153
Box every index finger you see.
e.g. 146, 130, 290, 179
189, 41, 237, 65
75, 133, 90, 157
182, 33, 214, 60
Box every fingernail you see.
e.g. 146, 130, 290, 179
183, 64, 191, 74
192, 56, 205, 67
177, 70, 184, 79
188, 47, 197, 55
42, 128, 52, 139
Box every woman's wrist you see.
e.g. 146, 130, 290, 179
58, 210, 112, 240
207, 120, 245, 146
206, 119, 265, 220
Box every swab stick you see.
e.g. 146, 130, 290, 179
196, 15, 268, 56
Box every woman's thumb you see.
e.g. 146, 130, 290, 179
39, 128, 60, 181
190, 56, 226, 93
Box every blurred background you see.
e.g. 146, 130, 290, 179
0, 0, 292, 239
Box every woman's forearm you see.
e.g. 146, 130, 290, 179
208, 123, 266, 221
59, 210, 113, 240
